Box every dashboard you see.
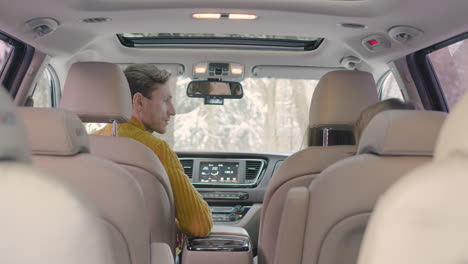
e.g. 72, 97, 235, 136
177, 152, 288, 223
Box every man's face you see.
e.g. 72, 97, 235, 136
139, 82, 176, 134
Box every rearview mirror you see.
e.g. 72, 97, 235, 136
187, 81, 243, 98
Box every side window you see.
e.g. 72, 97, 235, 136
31, 66, 60, 107
428, 37, 468, 109
378, 71, 405, 101
0, 36, 15, 80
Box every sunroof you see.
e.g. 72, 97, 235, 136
117, 33, 324, 51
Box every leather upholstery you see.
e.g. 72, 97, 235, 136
0, 86, 115, 264
309, 70, 378, 128
358, 110, 447, 156
89, 135, 176, 248
276, 110, 445, 264
258, 145, 355, 264
358, 93, 468, 264
0, 88, 31, 162
435, 91, 468, 161
60, 61, 176, 251
19, 107, 151, 264
60, 61, 132, 123
18, 107, 89, 156
0, 162, 116, 264
258, 70, 378, 264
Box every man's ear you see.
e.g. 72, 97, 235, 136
132, 93, 144, 112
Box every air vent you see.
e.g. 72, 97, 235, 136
246, 160, 262, 182
180, 159, 194, 178
80, 17, 111, 23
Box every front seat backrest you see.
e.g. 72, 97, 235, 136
275, 110, 446, 264
0, 87, 115, 264
19, 107, 152, 264
60, 61, 176, 250
258, 70, 378, 264
357, 94, 468, 264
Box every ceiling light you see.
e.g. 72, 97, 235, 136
192, 13, 222, 19
230, 64, 244, 75
228, 14, 258, 20
194, 62, 208, 74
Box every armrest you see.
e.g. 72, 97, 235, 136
210, 225, 250, 237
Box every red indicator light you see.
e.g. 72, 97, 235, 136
368, 39, 379, 46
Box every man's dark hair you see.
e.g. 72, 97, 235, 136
124, 64, 171, 99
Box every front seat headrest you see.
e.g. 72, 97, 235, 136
358, 110, 446, 156
18, 107, 90, 156
309, 70, 379, 128
0, 87, 31, 163
434, 92, 468, 161
60, 61, 132, 123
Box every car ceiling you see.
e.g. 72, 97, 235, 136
0, 0, 467, 79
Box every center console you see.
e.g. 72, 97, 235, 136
210, 205, 251, 222
182, 226, 252, 264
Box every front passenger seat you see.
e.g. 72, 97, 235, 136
258, 70, 378, 264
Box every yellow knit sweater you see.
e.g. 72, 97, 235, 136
94, 117, 213, 237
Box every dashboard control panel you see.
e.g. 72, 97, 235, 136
199, 162, 239, 183
180, 158, 267, 187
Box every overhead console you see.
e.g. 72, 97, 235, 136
180, 158, 267, 188
192, 62, 244, 80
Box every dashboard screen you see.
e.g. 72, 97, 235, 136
199, 162, 239, 183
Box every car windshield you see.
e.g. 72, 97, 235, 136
156, 76, 318, 153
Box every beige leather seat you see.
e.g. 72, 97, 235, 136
258, 70, 378, 264
60, 61, 176, 251
274, 109, 446, 264
0, 87, 115, 264
358, 94, 468, 264
19, 107, 173, 264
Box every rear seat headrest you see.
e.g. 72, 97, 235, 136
0, 88, 31, 163
309, 70, 379, 128
435, 93, 468, 161
60, 61, 132, 123
18, 107, 90, 156
358, 110, 447, 156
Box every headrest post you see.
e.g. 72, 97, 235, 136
322, 128, 329, 146
112, 120, 117, 137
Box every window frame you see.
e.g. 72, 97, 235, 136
30, 64, 61, 107
407, 32, 468, 112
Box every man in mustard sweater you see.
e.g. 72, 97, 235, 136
94, 64, 213, 237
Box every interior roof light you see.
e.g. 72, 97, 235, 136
192, 13, 257, 20
230, 64, 244, 75
192, 13, 222, 19
228, 14, 258, 20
